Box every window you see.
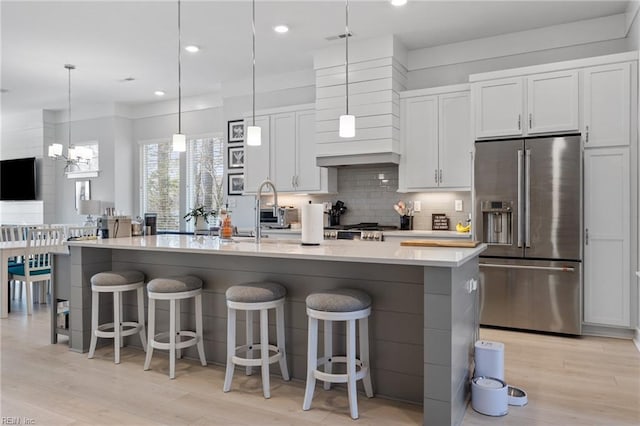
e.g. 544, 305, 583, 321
187, 136, 225, 228
141, 140, 181, 231
140, 135, 224, 233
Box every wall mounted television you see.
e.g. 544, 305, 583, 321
0, 157, 38, 201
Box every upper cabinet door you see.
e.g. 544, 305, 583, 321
402, 95, 439, 190
474, 77, 524, 139
295, 109, 321, 192
271, 112, 297, 192
527, 70, 579, 134
439, 92, 471, 189
583, 63, 631, 148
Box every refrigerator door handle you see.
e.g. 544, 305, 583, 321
479, 263, 576, 273
525, 149, 531, 247
517, 149, 523, 248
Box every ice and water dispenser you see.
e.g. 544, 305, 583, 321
481, 201, 512, 245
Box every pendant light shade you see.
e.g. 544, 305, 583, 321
173, 0, 186, 152
339, 0, 355, 138
247, 125, 261, 146
248, 0, 261, 146
339, 114, 355, 138
172, 133, 186, 151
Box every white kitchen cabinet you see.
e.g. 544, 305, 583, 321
473, 77, 523, 139
584, 147, 630, 327
399, 86, 471, 191
582, 63, 631, 148
245, 105, 335, 194
473, 70, 578, 139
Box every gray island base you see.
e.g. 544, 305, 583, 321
65, 235, 484, 425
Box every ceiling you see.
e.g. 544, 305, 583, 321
0, 0, 631, 116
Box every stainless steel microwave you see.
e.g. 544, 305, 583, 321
260, 207, 298, 229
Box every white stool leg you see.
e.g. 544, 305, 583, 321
176, 299, 182, 360
323, 320, 333, 390
223, 307, 236, 392
114, 291, 121, 364
88, 291, 99, 359
119, 292, 124, 348
245, 310, 253, 376
143, 298, 155, 371
346, 318, 358, 420
26, 280, 33, 315
302, 316, 318, 411
260, 309, 271, 399
359, 317, 374, 398
137, 287, 147, 352
195, 294, 207, 366
276, 303, 290, 381
169, 299, 176, 379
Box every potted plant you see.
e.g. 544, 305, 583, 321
183, 205, 216, 231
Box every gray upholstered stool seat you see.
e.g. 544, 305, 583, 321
88, 270, 147, 364
225, 281, 286, 303
303, 288, 374, 419
144, 275, 207, 379
305, 288, 371, 312
147, 275, 203, 293
224, 281, 290, 398
91, 270, 145, 286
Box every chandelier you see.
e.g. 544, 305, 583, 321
48, 64, 92, 171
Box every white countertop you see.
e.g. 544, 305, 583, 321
263, 228, 472, 239
67, 235, 486, 268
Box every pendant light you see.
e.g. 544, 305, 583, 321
172, 0, 186, 152
48, 64, 93, 169
246, 0, 261, 146
339, 0, 355, 138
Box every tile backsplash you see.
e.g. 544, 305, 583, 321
278, 165, 471, 230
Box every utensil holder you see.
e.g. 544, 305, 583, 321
329, 215, 340, 227
400, 215, 413, 230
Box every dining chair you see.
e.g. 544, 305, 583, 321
8, 227, 64, 315
1, 225, 26, 300
67, 226, 97, 239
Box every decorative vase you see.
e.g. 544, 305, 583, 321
194, 216, 209, 232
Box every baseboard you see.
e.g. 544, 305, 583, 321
582, 324, 635, 339
634, 327, 640, 353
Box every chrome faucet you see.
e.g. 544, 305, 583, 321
255, 178, 278, 243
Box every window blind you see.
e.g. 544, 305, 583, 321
187, 136, 224, 227
141, 141, 181, 231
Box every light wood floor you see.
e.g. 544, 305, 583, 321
1, 299, 639, 425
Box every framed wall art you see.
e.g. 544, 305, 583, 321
227, 172, 245, 195
227, 120, 244, 143
228, 146, 245, 169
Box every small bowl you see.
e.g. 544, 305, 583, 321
507, 386, 528, 406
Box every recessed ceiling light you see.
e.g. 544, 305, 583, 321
154, 90, 166, 96
273, 25, 289, 34
390, 0, 407, 6
185, 45, 200, 53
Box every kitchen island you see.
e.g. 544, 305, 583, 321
65, 235, 485, 426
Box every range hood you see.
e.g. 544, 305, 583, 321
313, 36, 407, 168
316, 152, 400, 167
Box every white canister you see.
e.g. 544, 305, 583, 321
471, 376, 509, 417
474, 340, 505, 380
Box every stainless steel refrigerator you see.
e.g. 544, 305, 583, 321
474, 135, 582, 335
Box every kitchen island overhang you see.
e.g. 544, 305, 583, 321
64, 235, 485, 426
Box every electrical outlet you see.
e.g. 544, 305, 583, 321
413, 201, 421, 212
455, 200, 463, 212
228, 198, 237, 208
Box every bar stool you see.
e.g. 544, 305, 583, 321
303, 288, 374, 420
143, 275, 207, 379
223, 281, 290, 398
88, 270, 147, 364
